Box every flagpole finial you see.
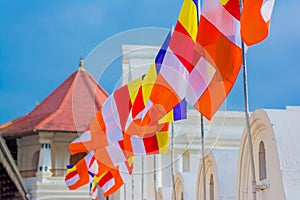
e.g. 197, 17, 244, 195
78, 57, 85, 71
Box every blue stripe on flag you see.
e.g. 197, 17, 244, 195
173, 99, 187, 121
155, 31, 172, 73
66, 164, 74, 169
88, 171, 95, 177
192, 0, 200, 24
192, 0, 199, 14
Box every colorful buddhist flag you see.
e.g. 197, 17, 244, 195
65, 152, 95, 190
90, 156, 134, 197
192, 0, 242, 120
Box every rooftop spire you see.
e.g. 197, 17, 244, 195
78, 57, 85, 71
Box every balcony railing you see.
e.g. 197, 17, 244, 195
20, 169, 37, 178
51, 168, 67, 177
20, 168, 67, 178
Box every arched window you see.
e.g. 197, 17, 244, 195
259, 141, 267, 180
209, 174, 214, 200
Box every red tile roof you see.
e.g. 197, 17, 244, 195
0, 67, 108, 138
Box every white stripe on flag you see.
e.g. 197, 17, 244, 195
186, 57, 216, 105
130, 135, 146, 155
102, 178, 115, 193
84, 152, 93, 167
66, 174, 80, 186
261, 0, 275, 22
125, 109, 133, 131
141, 99, 153, 120
89, 158, 98, 175
105, 142, 126, 166
73, 130, 91, 143
102, 95, 123, 143
118, 162, 131, 183
160, 48, 189, 99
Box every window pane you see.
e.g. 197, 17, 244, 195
259, 141, 267, 180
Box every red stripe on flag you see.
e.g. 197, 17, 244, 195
113, 85, 132, 130
170, 21, 196, 73
143, 134, 159, 154
132, 86, 145, 119
99, 171, 114, 188
223, 0, 240, 20
65, 170, 78, 180
103, 169, 124, 197
89, 156, 96, 168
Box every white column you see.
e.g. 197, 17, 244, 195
190, 153, 200, 173
156, 155, 162, 188
182, 151, 190, 172
161, 153, 171, 187
36, 132, 54, 179
144, 155, 154, 199
174, 150, 183, 173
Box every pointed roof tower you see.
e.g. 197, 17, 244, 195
0, 58, 108, 138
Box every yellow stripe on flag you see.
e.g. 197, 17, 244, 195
92, 171, 107, 193
219, 0, 230, 5
142, 62, 157, 103
158, 109, 174, 124
156, 131, 169, 154
128, 156, 134, 167
94, 170, 109, 183
178, 0, 198, 41
66, 166, 77, 174
127, 77, 143, 104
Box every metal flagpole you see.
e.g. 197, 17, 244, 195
124, 183, 126, 200
170, 27, 176, 200
142, 157, 144, 200
154, 155, 157, 200
132, 174, 134, 200
171, 122, 176, 200
241, 41, 257, 200
239, 1, 257, 200
201, 114, 206, 200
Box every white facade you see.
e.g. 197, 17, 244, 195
120, 44, 300, 200
237, 107, 300, 200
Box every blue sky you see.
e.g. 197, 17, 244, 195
0, 0, 299, 124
